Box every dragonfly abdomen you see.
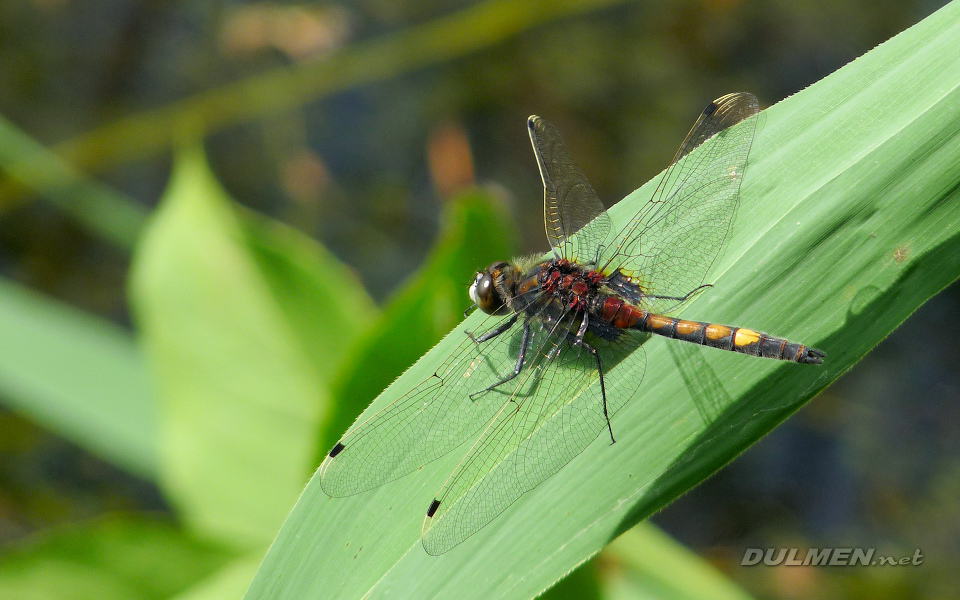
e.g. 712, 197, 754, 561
642, 313, 822, 364
596, 296, 823, 364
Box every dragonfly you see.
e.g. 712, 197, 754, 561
319, 93, 824, 555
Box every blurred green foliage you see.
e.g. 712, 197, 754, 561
0, 517, 234, 600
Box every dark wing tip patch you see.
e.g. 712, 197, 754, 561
328, 442, 345, 458
702, 101, 719, 116
426, 499, 441, 517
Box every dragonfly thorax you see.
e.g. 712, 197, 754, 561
537, 259, 606, 311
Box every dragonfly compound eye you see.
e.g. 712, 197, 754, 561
472, 271, 506, 315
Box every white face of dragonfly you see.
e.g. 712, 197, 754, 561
468, 273, 482, 305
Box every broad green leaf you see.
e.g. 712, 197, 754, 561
246, 3, 960, 598
0, 277, 156, 478
320, 189, 515, 455
0, 516, 233, 600
129, 146, 372, 548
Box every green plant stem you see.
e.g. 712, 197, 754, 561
0, 117, 147, 249
60, 0, 634, 174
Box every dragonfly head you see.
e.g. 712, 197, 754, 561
469, 262, 513, 315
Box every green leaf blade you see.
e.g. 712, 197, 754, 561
0, 278, 157, 478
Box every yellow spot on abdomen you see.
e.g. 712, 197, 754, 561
704, 324, 731, 340
646, 314, 674, 329
675, 320, 701, 335
734, 328, 761, 346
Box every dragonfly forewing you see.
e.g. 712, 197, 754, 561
319, 310, 530, 497
599, 93, 759, 314
421, 313, 645, 555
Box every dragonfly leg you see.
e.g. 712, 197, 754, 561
469, 320, 531, 399
467, 312, 518, 344
572, 314, 614, 444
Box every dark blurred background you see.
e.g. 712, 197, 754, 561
0, 1, 956, 598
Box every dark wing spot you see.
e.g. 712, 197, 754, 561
328, 442, 345, 458
703, 101, 718, 116
527, 115, 539, 134
426, 499, 441, 517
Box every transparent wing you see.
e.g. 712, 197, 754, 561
529, 116, 611, 264
319, 310, 529, 497
421, 317, 645, 555
599, 93, 760, 314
